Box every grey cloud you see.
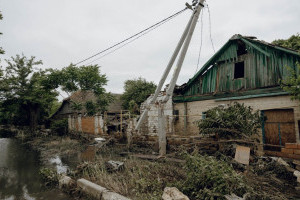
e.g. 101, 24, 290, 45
1, 0, 299, 93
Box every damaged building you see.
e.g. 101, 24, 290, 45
51, 90, 123, 135
139, 34, 300, 154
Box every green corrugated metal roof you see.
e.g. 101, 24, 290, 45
184, 34, 300, 91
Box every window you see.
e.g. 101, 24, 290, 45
234, 61, 245, 79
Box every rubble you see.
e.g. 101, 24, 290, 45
162, 187, 189, 200
58, 175, 75, 190
95, 137, 106, 143
105, 160, 125, 172
294, 171, 300, 183
271, 157, 289, 167
224, 194, 245, 200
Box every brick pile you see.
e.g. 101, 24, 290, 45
265, 143, 300, 160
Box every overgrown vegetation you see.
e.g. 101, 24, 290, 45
30, 136, 300, 200
197, 102, 261, 139
73, 147, 186, 200
179, 152, 250, 200
281, 64, 300, 101
39, 168, 59, 187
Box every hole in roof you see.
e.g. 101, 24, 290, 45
237, 40, 247, 56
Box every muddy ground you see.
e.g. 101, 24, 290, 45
25, 134, 300, 200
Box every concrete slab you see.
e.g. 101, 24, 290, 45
77, 178, 131, 200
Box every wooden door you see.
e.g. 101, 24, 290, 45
263, 109, 296, 150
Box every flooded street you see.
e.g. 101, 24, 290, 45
0, 138, 71, 200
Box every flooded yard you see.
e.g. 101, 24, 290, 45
0, 138, 71, 200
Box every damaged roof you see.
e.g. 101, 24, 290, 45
51, 91, 123, 118
185, 34, 300, 89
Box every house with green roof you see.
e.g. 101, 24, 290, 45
173, 34, 300, 149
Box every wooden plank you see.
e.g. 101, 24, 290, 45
264, 109, 296, 149
264, 109, 294, 123
234, 145, 250, 165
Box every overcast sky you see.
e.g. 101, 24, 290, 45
1, 0, 299, 96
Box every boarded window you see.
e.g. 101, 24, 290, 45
234, 61, 244, 79
263, 109, 296, 151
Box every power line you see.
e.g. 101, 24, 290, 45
75, 8, 188, 66
85, 13, 176, 65
195, 7, 204, 74
207, 4, 215, 53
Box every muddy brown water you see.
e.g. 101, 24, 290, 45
0, 138, 72, 200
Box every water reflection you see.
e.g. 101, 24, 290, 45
0, 138, 70, 200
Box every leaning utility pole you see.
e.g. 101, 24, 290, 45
135, 0, 205, 156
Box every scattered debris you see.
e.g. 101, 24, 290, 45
271, 157, 289, 167
224, 194, 245, 200
294, 171, 300, 183
234, 145, 250, 165
59, 175, 76, 190
77, 178, 131, 200
162, 187, 189, 200
105, 160, 125, 172
293, 160, 300, 171
95, 137, 106, 143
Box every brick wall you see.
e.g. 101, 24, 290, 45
174, 95, 300, 143
265, 143, 300, 160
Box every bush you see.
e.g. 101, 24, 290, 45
50, 119, 68, 136
179, 153, 250, 200
197, 102, 261, 139
39, 168, 59, 187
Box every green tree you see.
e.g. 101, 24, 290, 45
121, 77, 156, 113
272, 33, 300, 53
49, 99, 62, 117
0, 55, 58, 129
281, 64, 300, 101
47, 64, 113, 114
272, 34, 300, 102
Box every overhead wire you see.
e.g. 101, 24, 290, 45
85, 11, 181, 65
195, 6, 204, 74
75, 7, 188, 66
207, 4, 216, 53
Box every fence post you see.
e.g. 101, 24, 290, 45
94, 115, 99, 135
78, 114, 82, 133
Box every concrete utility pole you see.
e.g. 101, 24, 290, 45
135, 0, 205, 156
